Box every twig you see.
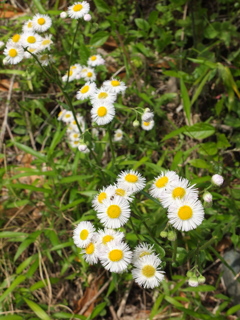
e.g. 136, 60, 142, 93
25, 111, 36, 150
0, 75, 15, 152
109, 305, 120, 320
79, 277, 112, 315
117, 280, 133, 318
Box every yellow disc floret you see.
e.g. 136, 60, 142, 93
9, 49, 17, 58
172, 187, 186, 199
42, 39, 51, 45
80, 85, 89, 94
98, 192, 107, 203
155, 176, 168, 188
90, 56, 97, 61
97, 106, 107, 117
87, 72, 93, 78
12, 34, 20, 42
80, 229, 89, 240
85, 242, 94, 254
27, 36, 36, 44
38, 17, 46, 25
109, 249, 123, 262
102, 235, 114, 244
178, 205, 193, 220
115, 188, 126, 197
139, 251, 150, 258
111, 80, 120, 87
125, 173, 138, 183
107, 205, 121, 219
98, 92, 108, 99
73, 4, 83, 11
142, 265, 156, 278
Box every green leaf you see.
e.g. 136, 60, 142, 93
59, 175, 93, 184
183, 285, 215, 292
216, 133, 231, 149
164, 296, 183, 308
226, 304, 240, 315
93, 0, 110, 13
16, 254, 38, 274
24, 298, 52, 320
135, 18, 150, 32
13, 142, 47, 162
0, 231, 27, 239
32, 0, 46, 13
0, 316, 23, 320
89, 302, 106, 319
189, 159, 211, 169
52, 313, 85, 319
183, 123, 215, 140
191, 70, 211, 106
161, 126, 187, 142
90, 31, 109, 47
148, 11, 158, 26
198, 142, 218, 156
9, 183, 52, 194
0, 275, 26, 303
180, 78, 191, 125
0, 69, 26, 76
14, 231, 42, 261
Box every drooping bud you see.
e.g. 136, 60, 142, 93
211, 174, 224, 186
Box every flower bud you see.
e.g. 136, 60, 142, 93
186, 271, 194, 278
197, 275, 206, 284
211, 174, 224, 186
78, 144, 89, 153
60, 11, 67, 18
133, 120, 140, 127
188, 277, 199, 287
203, 192, 212, 203
84, 14, 92, 21
167, 230, 177, 241
142, 111, 154, 122
160, 231, 168, 238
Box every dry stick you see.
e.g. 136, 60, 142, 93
25, 110, 37, 150
0, 75, 15, 152
79, 277, 112, 315
109, 305, 120, 320
116, 280, 133, 318
6, 125, 19, 154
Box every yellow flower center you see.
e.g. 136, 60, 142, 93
27, 36, 36, 44
42, 39, 51, 45
87, 72, 93, 77
139, 251, 150, 258
142, 265, 156, 278
178, 205, 193, 220
40, 54, 48, 61
90, 56, 97, 61
38, 17, 46, 25
125, 173, 138, 183
67, 70, 73, 76
73, 4, 83, 11
111, 80, 120, 87
143, 121, 150, 126
12, 34, 20, 42
80, 85, 89, 94
85, 242, 94, 254
65, 114, 71, 118
98, 92, 108, 99
109, 249, 123, 262
74, 141, 79, 145
73, 133, 79, 138
58, 111, 63, 117
9, 49, 17, 58
98, 192, 107, 203
116, 133, 122, 137
172, 187, 186, 199
97, 106, 107, 117
107, 204, 121, 219
72, 120, 77, 125
155, 176, 168, 188
80, 229, 89, 240
102, 235, 114, 244
71, 66, 77, 69
27, 21, 32, 28
115, 188, 125, 197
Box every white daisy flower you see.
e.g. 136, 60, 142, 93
68, 132, 81, 141
21, 32, 42, 49
91, 101, 115, 126
160, 177, 198, 209
9, 34, 22, 45
103, 79, 127, 94
70, 140, 81, 148
62, 111, 74, 123
82, 237, 99, 264
132, 243, 157, 266
149, 171, 179, 199
100, 241, 132, 273
22, 20, 34, 33
142, 110, 154, 122
111, 184, 134, 202
3, 44, 24, 65
87, 54, 105, 67
32, 14, 52, 32
141, 120, 154, 131
76, 82, 96, 100
113, 129, 123, 142
83, 68, 96, 82
78, 144, 90, 153
132, 255, 165, 289
62, 69, 77, 82
38, 53, 52, 66
68, 115, 86, 132
38, 35, 53, 51
24, 47, 39, 59
57, 109, 67, 121
116, 170, 146, 193
90, 88, 116, 105
167, 198, 205, 232
96, 196, 131, 228
60, 11, 68, 18
211, 174, 224, 186
92, 185, 116, 210
68, 1, 90, 19
73, 221, 95, 248
0, 41, 4, 47
97, 228, 124, 247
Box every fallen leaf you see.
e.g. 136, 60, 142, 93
0, 4, 23, 18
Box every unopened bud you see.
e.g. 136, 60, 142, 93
60, 11, 67, 18
84, 14, 92, 21
197, 275, 206, 284
186, 271, 194, 278
160, 231, 168, 238
211, 174, 224, 186
188, 277, 199, 287
203, 192, 212, 203
142, 111, 154, 122
133, 120, 140, 127
167, 230, 177, 241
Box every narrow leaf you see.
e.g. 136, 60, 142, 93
24, 298, 52, 320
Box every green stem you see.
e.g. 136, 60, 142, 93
140, 190, 162, 206
107, 126, 115, 167
172, 238, 177, 263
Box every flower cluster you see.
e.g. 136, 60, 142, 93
73, 170, 165, 289
3, 14, 53, 65
149, 170, 205, 232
